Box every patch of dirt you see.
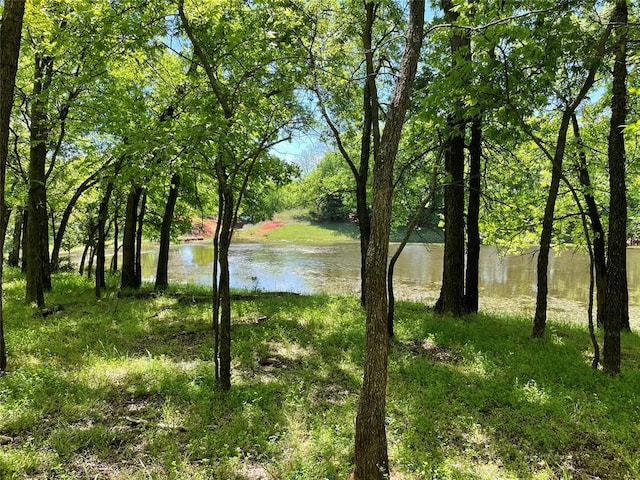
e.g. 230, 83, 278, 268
403, 339, 462, 364
252, 220, 283, 235
242, 464, 273, 480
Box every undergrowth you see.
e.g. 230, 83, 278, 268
0, 269, 639, 479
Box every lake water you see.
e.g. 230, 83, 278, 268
139, 241, 640, 327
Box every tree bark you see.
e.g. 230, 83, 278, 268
7, 207, 23, 267
120, 185, 142, 289
216, 180, 234, 391
603, 0, 629, 374
50, 172, 100, 271
354, 2, 424, 478
111, 205, 119, 272
155, 173, 181, 291
571, 114, 607, 328
134, 191, 147, 289
26, 53, 54, 306
464, 117, 482, 313
434, 0, 470, 317
0, 0, 26, 370
96, 182, 114, 296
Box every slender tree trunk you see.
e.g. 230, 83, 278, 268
21, 209, 27, 273
217, 182, 234, 391
354, 2, 424, 478
531, 115, 571, 338
434, 0, 470, 317
51, 172, 100, 271
388, 168, 438, 335
134, 191, 147, 289
120, 185, 142, 289
530, 15, 614, 338
357, 1, 378, 307
571, 114, 607, 328
111, 205, 119, 272
7, 207, 23, 267
78, 242, 89, 276
465, 117, 482, 313
0, 0, 24, 370
155, 173, 181, 291
603, 0, 629, 374
96, 182, 114, 296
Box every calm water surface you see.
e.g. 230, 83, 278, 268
139, 242, 640, 325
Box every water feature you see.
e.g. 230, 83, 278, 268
138, 241, 640, 326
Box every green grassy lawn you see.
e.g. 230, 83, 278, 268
1, 270, 639, 479
234, 209, 443, 244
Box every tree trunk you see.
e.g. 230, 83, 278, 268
111, 205, 119, 272
354, 2, 424, 478
0, 0, 25, 371
134, 191, 147, 289
21, 209, 27, 273
78, 242, 89, 276
357, 1, 378, 307
217, 182, 234, 391
51, 172, 100, 271
155, 173, 181, 291
434, 0, 470, 317
435, 116, 466, 316
26, 53, 53, 306
7, 207, 23, 267
531, 14, 614, 338
465, 116, 482, 313
571, 114, 607, 328
96, 182, 114, 296
603, 0, 629, 374
120, 185, 142, 289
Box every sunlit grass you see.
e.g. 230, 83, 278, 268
0, 269, 639, 479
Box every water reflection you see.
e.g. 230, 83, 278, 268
139, 241, 640, 307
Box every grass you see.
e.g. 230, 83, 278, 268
1, 269, 640, 479
234, 209, 443, 244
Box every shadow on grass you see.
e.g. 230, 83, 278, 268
390, 304, 640, 478
2, 272, 640, 479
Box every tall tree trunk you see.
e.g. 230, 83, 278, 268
434, 0, 470, 317
435, 121, 466, 316
571, 114, 607, 328
26, 53, 54, 306
120, 185, 142, 289
357, 1, 378, 307
0, 0, 24, 370
155, 173, 181, 291
217, 182, 234, 391
603, 0, 629, 374
354, 2, 424, 478
531, 14, 614, 338
7, 207, 23, 267
21, 209, 27, 273
134, 191, 147, 289
95, 182, 114, 296
464, 117, 482, 313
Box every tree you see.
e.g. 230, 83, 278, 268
603, 0, 629, 374
0, 0, 27, 370
177, 0, 306, 390
354, 2, 424, 477
433, 0, 471, 317
530, 6, 615, 338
